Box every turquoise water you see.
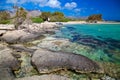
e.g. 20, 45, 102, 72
54, 24, 120, 63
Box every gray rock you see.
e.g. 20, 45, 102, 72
0, 68, 15, 80
15, 75, 70, 80
1, 30, 40, 43
0, 44, 20, 70
32, 49, 103, 74
9, 44, 36, 53
0, 24, 15, 30
0, 30, 6, 36
0, 44, 20, 80
1, 30, 27, 43
19, 33, 39, 42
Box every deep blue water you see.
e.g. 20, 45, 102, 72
54, 24, 120, 63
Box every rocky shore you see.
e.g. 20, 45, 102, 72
0, 22, 119, 80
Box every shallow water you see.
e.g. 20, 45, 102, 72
54, 24, 120, 64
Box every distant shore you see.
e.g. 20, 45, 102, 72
61, 21, 120, 25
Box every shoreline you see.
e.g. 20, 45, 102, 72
61, 21, 120, 25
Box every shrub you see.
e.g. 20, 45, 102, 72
0, 20, 10, 24
31, 17, 43, 23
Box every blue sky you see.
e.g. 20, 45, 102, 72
0, 0, 120, 20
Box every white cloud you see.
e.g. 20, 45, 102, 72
6, 0, 61, 8
46, 0, 61, 8
74, 8, 81, 12
65, 2, 77, 10
6, 0, 18, 4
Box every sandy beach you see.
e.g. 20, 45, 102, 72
61, 21, 120, 25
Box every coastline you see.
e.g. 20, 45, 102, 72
61, 21, 120, 25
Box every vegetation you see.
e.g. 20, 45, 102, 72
40, 11, 69, 22
40, 12, 51, 21
87, 14, 102, 22
0, 11, 10, 24
31, 17, 43, 23
14, 7, 27, 29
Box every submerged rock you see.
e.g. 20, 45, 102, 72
15, 75, 70, 80
32, 49, 103, 74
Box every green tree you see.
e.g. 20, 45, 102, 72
52, 12, 64, 17
87, 14, 102, 22
40, 12, 51, 21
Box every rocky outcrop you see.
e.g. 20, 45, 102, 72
1, 23, 59, 43
0, 30, 6, 36
15, 75, 70, 80
9, 44, 36, 53
0, 24, 15, 30
19, 22, 58, 34
0, 68, 15, 80
0, 44, 20, 70
0, 44, 20, 80
1, 30, 40, 43
32, 49, 103, 74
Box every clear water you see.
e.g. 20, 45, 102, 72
54, 24, 120, 63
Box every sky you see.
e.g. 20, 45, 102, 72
0, 0, 120, 21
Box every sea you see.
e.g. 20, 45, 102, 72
54, 24, 120, 64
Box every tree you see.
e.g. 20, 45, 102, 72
52, 12, 64, 17
14, 7, 27, 29
87, 14, 102, 22
40, 12, 51, 21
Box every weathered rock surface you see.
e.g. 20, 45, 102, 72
15, 75, 70, 80
32, 49, 103, 74
1, 30, 40, 43
0, 68, 15, 80
19, 22, 59, 34
0, 24, 15, 30
9, 44, 36, 53
1, 23, 59, 43
0, 30, 6, 36
0, 44, 20, 70
0, 44, 20, 80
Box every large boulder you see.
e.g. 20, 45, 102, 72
1, 30, 27, 43
0, 68, 15, 80
0, 30, 6, 36
0, 44, 20, 80
0, 44, 20, 70
9, 44, 36, 53
32, 49, 103, 74
1, 30, 40, 43
15, 75, 70, 80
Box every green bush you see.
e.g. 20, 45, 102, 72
31, 17, 43, 23
0, 20, 10, 24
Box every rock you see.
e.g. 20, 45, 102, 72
0, 44, 20, 70
1, 30, 40, 43
9, 44, 36, 53
32, 49, 103, 74
1, 30, 27, 43
0, 68, 15, 80
0, 24, 15, 30
0, 30, 6, 36
0, 44, 20, 80
19, 32, 39, 42
15, 75, 70, 80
